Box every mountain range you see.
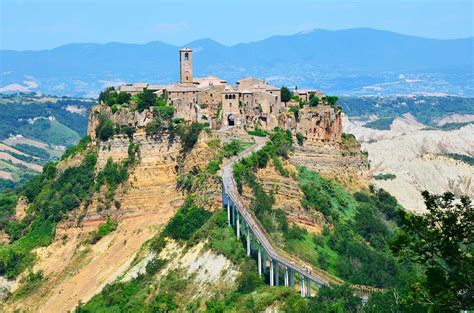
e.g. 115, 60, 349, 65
1, 28, 473, 97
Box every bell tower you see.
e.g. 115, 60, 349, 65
180, 48, 193, 84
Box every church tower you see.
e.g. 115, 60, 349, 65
180, 48, 193, 84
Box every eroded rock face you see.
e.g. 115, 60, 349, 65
280, 106, 343, 145
87, 105, 155, 141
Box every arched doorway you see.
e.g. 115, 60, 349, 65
227, 114, 235, 126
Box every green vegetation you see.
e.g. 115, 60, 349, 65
87, 217, 118, 244
99, 87, 131, 107
163, 198, 211, 241
95, 158, 129, 206
233, 128, 293, 234
364, 117, 395, 130
13, 144, 51, 160
339, 95, 474, 126
445, 153, 474, 166
438, 121, 474, 130
280, 86, 293, 103
247, 128, 268, 137
62, 135, 91, 160
296, 132, 305, 146
309, 93, 320, 107
0, 94, 93, 142
95, 114, 114, 142
18, 118, 81, 146
373, 173, 397, 180
0, 154, 98, 278
11, 271, 46, 299
392, 191, 473, 311
176, 122, 207, 152
289, 105, 300, 121
233, 130, 415, 290
0, 192, 18, 230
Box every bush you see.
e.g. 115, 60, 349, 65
373, 173, 397, 180
176, 122, 205, 152
0, 192, 18, 230
163, 198, 211, 241
145, 257, 167, 276
88, 217, 118, 244
281, 86, 293, 103
289, 105, 300, 121
236, 260, 264, 293
296, 133, 305, 146
149, 294, 177, 312
62, 136, 91, 160
99, 87, 131, 107
310, 95, 320, 107
95, 115, 114, 142
135, 89, 157, 112
247, 129, 267, 137
284, 225, 307, 241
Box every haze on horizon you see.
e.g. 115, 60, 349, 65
1, 0, 473, 51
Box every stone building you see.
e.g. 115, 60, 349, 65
118, 48, 326, 136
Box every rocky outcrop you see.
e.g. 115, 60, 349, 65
279, 106, 343, 145
87, 105, 155, 141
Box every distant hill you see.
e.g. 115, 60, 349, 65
1, 28, 473, 96
0, 94, 94, 191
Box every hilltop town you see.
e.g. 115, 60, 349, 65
114, 48, 342, 145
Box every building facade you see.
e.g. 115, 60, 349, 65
118, 48, 321, 131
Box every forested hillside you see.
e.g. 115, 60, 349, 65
0, 93, 95, 191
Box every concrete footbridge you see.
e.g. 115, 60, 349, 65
221, 136, 380, 298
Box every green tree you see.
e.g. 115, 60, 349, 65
136, 89, 157, 112
281, 86, 293, 103
392, 191, 473, 311
95, 115, 114, 142
310, 96, 320, 107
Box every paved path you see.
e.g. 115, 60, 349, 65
222, 137, 332, 287
221, 136, 380, 297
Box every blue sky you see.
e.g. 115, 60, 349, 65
1, 0, 473, 51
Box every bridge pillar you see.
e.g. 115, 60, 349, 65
275, 262, 279, 286
246, 227, 251, 256
257, 244, 262, 276
284, 267, 289, 287
262, 250, 267, 274
236, 213, 240, 238
252, 232, 257, 250
289, 269, 295, 288
227, 198, 231, 225
300, 275, 305, 297
232, 204, 236, 225
306, 279, 311, 297
270, 260, 274, 286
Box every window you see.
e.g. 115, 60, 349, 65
184, 52, 189, 61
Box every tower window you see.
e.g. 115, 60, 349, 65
184, 52, 189, 61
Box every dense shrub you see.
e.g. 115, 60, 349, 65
247, 128, 267, 137
296, 132, 305, 146
176, 122, 206, 151
163, 198, 211, 241
95, 115, 114, 142
281, 86, 292, 103
236, 260, 264, 293
99, 87, 131, 106
0, 192, 17, 229
62, 135, 91, 160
